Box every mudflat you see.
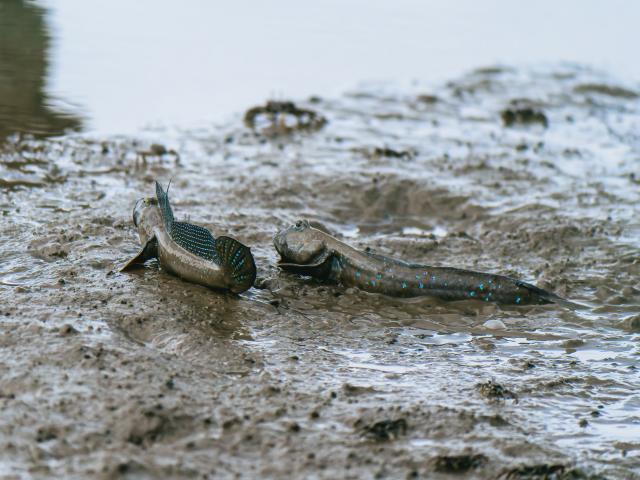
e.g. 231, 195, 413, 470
1, 66, 638, 479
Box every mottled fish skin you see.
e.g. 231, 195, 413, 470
121, 181, 256, 294
274, 220, 576, 307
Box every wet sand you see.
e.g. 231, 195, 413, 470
1, 66, 639, 479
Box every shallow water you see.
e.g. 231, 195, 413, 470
1, 65, 639, 478
4, 1, 640, 136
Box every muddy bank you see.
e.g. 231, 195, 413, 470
1, 66, 639, 478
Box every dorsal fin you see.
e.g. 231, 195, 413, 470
363, 250, 422, 268
170, 221, 218, 262
155, 180, 174, 229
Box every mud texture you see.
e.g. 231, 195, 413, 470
1, 66, 639, 479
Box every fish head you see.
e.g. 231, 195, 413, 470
132, 197, 158, 227
274, 219, 327, 265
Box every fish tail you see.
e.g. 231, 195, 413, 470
516, 281, 586, 310
215, 235, 257, 293
155, 180, 174, 228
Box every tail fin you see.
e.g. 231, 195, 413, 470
215, 236, 257, 294
544, 293, 588, 310
516, 280, 587, 310
155, 180, 174, 229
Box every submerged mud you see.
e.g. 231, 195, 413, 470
0, 66, 639, 478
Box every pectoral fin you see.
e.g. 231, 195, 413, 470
278, 252, 334, 279
120, 236, 158, 272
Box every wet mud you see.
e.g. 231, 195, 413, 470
1, 66, 639, 478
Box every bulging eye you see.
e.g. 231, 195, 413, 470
293, 219, 309, 231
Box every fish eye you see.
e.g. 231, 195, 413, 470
295, 220, 302, 228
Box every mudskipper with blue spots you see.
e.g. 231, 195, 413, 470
274, 220, 581, 307
121, 181, 256, 294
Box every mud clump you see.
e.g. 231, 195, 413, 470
369, 146, 416, 160
432, 453, 488, 473
360, 418, 407, 441
573, 83, 638, 99
416, 94, 439, 104
501, 104, 548, 128
58, 324, 79, 336
124, 407, 177, 446
477, 380, 518, 403
621, 314, 640, 332
244, 100, 327, 135
136, 143, 180, 164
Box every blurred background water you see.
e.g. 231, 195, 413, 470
1, 0, 639, 137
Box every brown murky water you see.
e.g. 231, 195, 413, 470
1, 65, 640, 478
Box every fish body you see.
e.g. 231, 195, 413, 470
121, 182, 256, 294
274, 220, 578, 307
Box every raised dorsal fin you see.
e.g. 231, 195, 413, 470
155, 180, 174, 229
170, 221, 218, 262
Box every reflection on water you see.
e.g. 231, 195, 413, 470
6, 0, 638, 135
0, 0, 81, 139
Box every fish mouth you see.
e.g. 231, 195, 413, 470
277, 249, 329, 269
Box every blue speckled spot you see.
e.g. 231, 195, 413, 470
419, 282, 424, 289
479, 283, 484, 291
376, 273, 382, 279
516, 296, 522, 304
469, 291, 476, 297
355, 271, 361, 277
415, 274, 420, 280
431, 275, 436, 282
402, 282, 407, 289
371, 280, 376, 287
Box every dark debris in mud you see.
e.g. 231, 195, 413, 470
499, 464, 606, 480
573, 83, 638, 99
359, 418, 408, 441
477, 380, 519, 403
432, 453, 488, 473
243, 100, 327, 135
359, 146, 416, 160
501, 102, 548, 128
136, 143, 180, 164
